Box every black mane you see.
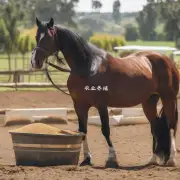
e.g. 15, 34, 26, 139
54, 25, 107, 76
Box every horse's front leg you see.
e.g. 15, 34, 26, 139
74, 103, 92, 166
97, 106, 118, 168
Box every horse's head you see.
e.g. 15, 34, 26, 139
31, 17, 57, 69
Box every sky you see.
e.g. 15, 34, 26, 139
75, 0, 148, 13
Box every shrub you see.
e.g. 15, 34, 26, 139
89, 33, 126, 52
17, 26, 37, 55
17, 35, 36, 56
125, 24, 139, 41
21, 26, 37, 41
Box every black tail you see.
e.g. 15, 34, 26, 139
174, 98, 178, 137
153, 108, 171, 163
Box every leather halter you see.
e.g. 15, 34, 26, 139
33, 46, 52, 56
32, 31, 71, 95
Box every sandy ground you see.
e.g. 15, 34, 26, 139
0, 91, 179, 180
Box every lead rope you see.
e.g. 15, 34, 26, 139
45, 58, 70, 95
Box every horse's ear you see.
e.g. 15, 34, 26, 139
47, 17, 54, 28
36, 17, 41, 27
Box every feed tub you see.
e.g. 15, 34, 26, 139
9, 130, 83, 166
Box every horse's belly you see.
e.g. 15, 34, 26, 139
107, 94, 149, 107
106, 76, 156, 107
67, 71, 157, 107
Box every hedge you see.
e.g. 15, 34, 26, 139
89, 33, 126, 52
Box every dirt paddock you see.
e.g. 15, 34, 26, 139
0, 91, 179, 180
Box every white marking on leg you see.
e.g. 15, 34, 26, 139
83, 136, 92, 160
108, 147, 117, 161
167, 130, 176, 166
159, 155, 165, 166
149, 153, 158, 165
171, 136, 176, 157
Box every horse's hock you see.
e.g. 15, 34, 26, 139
9, 123, 83, 166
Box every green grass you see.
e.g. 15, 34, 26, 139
0, 53, 70, 84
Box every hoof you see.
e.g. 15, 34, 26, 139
105, 159, 119, 168
166, 159, 176, 167
159, 159, 165, 166
159, 157, 169, 166
80, 157, 93, 166
148, 160, 158, 166
156, 153, 167, 166
148, 155, 158, 165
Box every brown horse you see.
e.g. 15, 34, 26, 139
30, 17, 179, 167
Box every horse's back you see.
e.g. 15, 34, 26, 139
108, 53, 153, 78
124, 50, 179, 95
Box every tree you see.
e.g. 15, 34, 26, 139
136, 0, 157, 40
19, 0, 79, 28
141, 0, 180, 46
158, 0, 180, 47
92, 0, 102, 12
0, 0, 25, 74
125, 24, 139, 41
112, 0, 121, 24
78, 17, 106, 32
55, 0, 79, 27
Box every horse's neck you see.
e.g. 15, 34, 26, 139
87, 43, 109, 74
60, 42, 109, 76
60, 51, 74, 71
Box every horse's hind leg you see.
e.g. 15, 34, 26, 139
160, 96, 178, 166
142, 94, 160, 165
